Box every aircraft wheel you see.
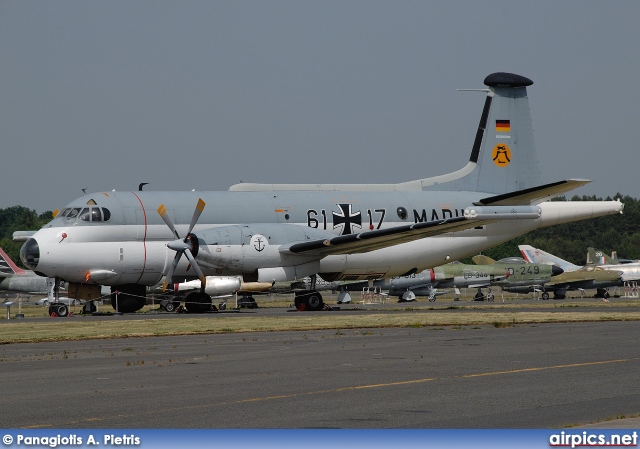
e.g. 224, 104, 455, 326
43, 300, 50, 307
541, 292, 550, 300
487, 294, 494, 302
294, 291, 324, 311
111, 285, 146, 313
163, 301, 177, 313
82, 301, 97, 314
474, 292, 484, 301
306, 292, 323, 311
56, 304, 69, 317
185, 292, 211, 313
603, 291, 610, 299
428, 297, 436, 302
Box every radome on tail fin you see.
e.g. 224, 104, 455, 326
519, 245, 581, 272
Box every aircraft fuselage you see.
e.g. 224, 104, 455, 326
21, 189, 620, 287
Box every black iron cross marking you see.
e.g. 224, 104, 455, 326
332, 203, 362, 235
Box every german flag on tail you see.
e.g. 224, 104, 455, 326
496, 119, 510, 133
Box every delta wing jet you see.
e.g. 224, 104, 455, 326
20, 72, 623, 312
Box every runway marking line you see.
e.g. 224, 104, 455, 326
24, 357, 638, 428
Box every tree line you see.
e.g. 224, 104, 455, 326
0, 194, 637, 270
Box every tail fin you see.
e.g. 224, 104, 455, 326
587, 247, 614, 265
229, 72, 546, 196
519, 245, 581, 272
610, 251, 622, 264
472, 255, 496, 265
421, 72, 541, 194
0, 247, 25, 276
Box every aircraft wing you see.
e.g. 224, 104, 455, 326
281, 206, 540, 257
474, 179, 591, 206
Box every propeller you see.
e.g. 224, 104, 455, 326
158, 198, 207, 293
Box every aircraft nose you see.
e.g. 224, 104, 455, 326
551, 265, 564, 276
20, 238, 40, 270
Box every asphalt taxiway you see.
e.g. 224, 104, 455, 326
1, 318, 639, 428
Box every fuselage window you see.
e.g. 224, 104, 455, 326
102, 208, 111, 221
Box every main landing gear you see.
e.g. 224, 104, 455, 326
294, 290, 325, 311
294, 275, 326, 311
473, 287, 494, 302
184, 292, 215, 313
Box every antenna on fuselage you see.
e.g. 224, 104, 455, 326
139, 183, 149, 191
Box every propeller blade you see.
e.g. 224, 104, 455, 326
162, 252, 182, 292
187, 198, 206, 235
158, 204, 180, 239
183, 249, 207, 289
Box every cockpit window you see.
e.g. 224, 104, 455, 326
59, 208, 71, 218
79, 208, 91, 221
91, 207, 102, 222
73, 207, 111, 223
67, 208, 80, 219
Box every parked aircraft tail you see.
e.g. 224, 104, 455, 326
472, 255, 496, 265
587, 247, 613, 265
519, 245, 581, 272
420, 72, 541, 195
0, 247, 26, 276
229, 72, 589, 203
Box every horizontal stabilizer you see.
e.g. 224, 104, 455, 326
475, 179, 591, 206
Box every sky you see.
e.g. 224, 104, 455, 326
1, 0, 639, 213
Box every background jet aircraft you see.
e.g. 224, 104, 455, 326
468, 255, 564, 300
333, 256, 562, 302
586, 248, 640, 265
586, 247, 640, 283
518, 245, 623, 299
20, 72, 623, 313
0, 247, 52, 294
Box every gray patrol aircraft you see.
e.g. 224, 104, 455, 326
20, 72, 623, 313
